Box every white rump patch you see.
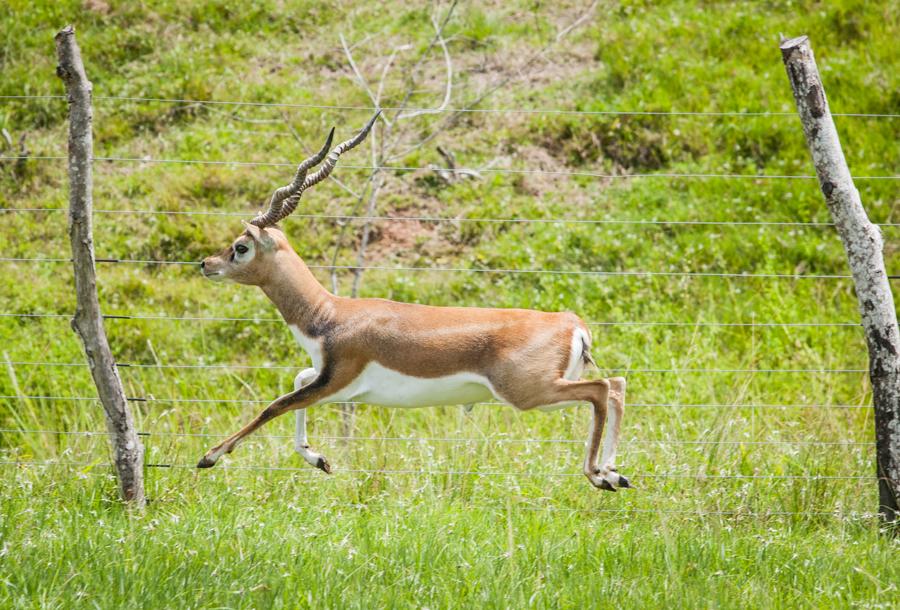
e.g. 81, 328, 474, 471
564, 327, 589, 381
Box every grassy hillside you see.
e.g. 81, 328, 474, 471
1, 0, 898, 607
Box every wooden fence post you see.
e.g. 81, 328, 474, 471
55, 25, 145, 507
780, 35, 899, 529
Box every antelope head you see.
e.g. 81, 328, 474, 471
200, 112, 380, 286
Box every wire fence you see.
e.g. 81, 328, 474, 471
0, 91, 887, 516
6, 206, 900, 228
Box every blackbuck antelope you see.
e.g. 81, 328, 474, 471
198, 113, 629, 491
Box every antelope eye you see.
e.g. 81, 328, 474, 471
235, 244, 249, 255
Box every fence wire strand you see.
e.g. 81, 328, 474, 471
3, 154, 900, 180
0, 311, 865, 328
0, 361, 870, 374
0, 428, 874, 447
0, 394, 872, 409
5, 255, 893, 281
2, 93, 898, 118
7, 206, 900, 228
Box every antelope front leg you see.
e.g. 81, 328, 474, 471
293, 368, 331, 473
197, 369, 338, 468
294, 410, 330, 473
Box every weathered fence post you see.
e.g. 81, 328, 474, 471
55, 25, 145, 507
781, 35, 899, 529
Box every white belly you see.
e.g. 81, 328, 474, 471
328, 362, 497, 408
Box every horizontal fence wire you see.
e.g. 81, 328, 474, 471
5, 256, 895, 281
0, 311, 865, 328
0, 428, 875, 447
2, 93, 899, 118
0, 459, 877, 480
0, 394, 872, 409
2, 154, 900, 180
491, 506, 880, 518
0, 361, 870, 373
7, 207, 900, 228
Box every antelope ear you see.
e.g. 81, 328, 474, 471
242, 222, 276, 250
243, 221, 262, 240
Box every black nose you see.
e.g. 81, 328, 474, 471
200, 260, 205, 269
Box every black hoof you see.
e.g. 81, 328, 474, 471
617, 475, 631, 489
599, 479, 616, 492
316, 457, 332, 474
196, 456, 216, 469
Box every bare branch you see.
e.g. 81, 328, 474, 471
345, 24, 390, 52
387, 0, 598, 162
14, 133, 28, 176
371, 45, 409, 132
351, 174, 384, 297
432, 145, 481, 182
436, 145, 456, 171
328, 173, 377, 293
397, 15, 453, 120
331, 3, 461, 304
340, 32, 379, 109
376, 45, 410, 108
390, 0, 460, 123
556, 0, 598, 42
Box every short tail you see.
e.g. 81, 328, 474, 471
581, 334, 596, 369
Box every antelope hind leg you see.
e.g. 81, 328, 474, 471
597, 376, 630, 488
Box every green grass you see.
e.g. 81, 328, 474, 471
1, 469, 897, 609
1, 0, 899, 607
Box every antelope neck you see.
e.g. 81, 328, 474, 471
259, 250, 335, 335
